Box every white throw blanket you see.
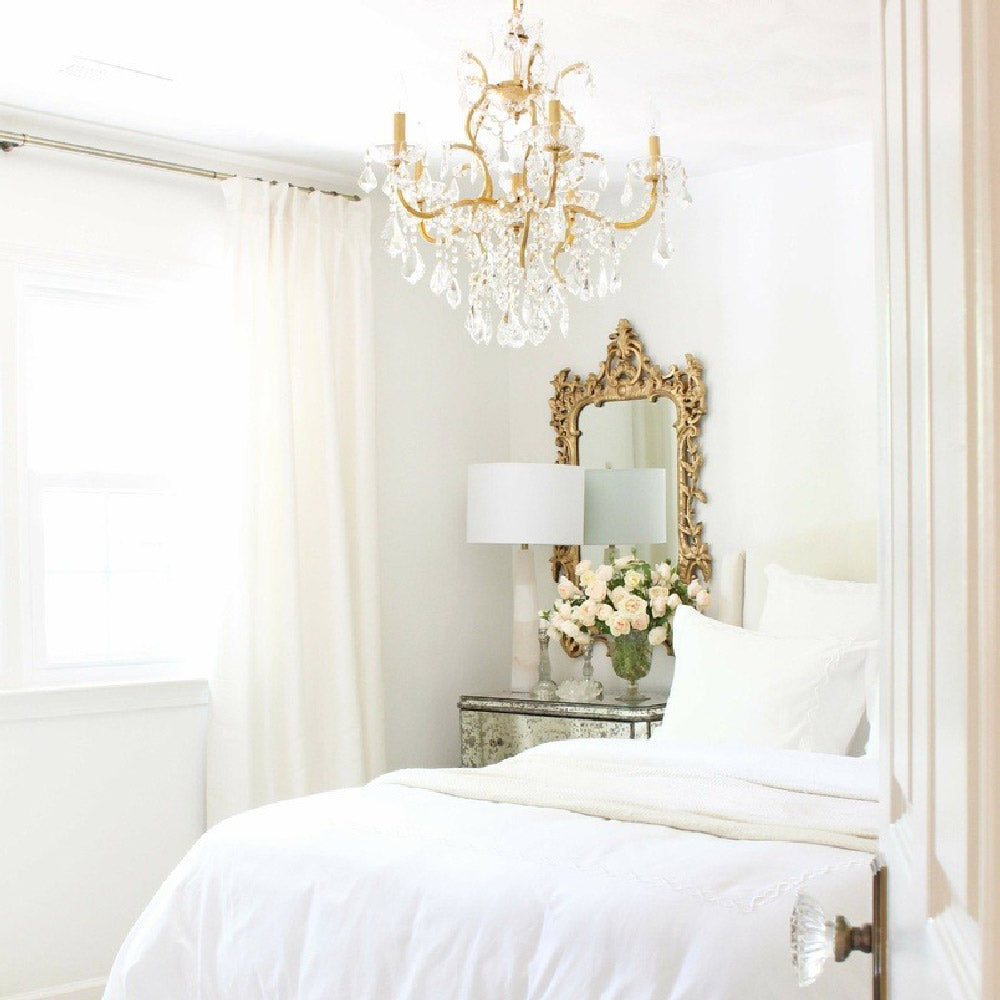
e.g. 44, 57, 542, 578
377, 738, 878, 852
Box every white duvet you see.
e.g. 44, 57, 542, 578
105, 740, 877, 1000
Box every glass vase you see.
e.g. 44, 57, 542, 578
608, 630, 652, 703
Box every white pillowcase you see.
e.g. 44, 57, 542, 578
757, 564, 879, 642
757, 564, 879, 755
656, 606, 872, 754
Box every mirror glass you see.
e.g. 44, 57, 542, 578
577, 397, 678, 568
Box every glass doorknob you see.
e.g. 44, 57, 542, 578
790, 893, 874, 986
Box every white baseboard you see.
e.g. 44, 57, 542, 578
2, 978, 106, 1000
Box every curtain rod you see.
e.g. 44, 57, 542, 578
0, 129, 361, 201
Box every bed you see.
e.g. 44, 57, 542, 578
105, 540, 879, 1000
104, 745, 875, 1000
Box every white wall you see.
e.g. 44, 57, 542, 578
0, 118, 879, 994
372, 202, 512, 771
0, 114, 514, 996
0, 684, 207, 999
0, 133, 225, 1000
505, 144, 879, 689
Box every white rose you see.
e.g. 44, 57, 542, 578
574, 559, 593, 577
655, 562, 671, 579
587, 579, 608, 602
596, 564, 614, 582
667, 593, 682, 610
547, 625, 561, 642
695, 589, 711, 610
609, 612, 631, 636
648, 625, 668, 646
624, 569, 644, 591
579, 569, 597, 588
562, 621, 584, 641
557, 576, 579, 599
618, 594, 647, 618
648, 585, 670, 604
650, 597, 668, 618
575, 601, 597, 627
631, 611, 650, 631
596, 603, 615, 623
687, 579, 702, 598
610, 586, 629, 606
650, 570, 661, 585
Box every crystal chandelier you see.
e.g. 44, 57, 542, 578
359, 0, 691, 347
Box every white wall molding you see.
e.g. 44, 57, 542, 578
0, 678, 209, 722
2, 977, 105, 1000
928, 906, 983, 1000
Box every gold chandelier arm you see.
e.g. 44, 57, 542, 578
397, 189, 447, 220
555, 62, 589, 89
614, 179, 658, 229
419, 221, 443, 244
545, 149, 561, 208
451, 141, 494, 201
464, 52, 489, 85
562, 179, 659, 231
550, 206, 578, 284
465, 90, 490, 148
525, 42, 543, 86
551, 240, 566, 284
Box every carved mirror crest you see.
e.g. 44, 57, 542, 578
549, 319, 711, 596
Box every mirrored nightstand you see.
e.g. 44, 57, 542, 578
458, 690, 668, 768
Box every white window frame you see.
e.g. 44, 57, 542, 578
26, 472, 181, 683
1, 252, 215, 690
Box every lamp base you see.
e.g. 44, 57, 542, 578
511, 546, 540, 691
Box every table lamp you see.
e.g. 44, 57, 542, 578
584, 467, 669, 563
467, 463, 585, 693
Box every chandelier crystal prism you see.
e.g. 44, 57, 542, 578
359, 0, 691, 347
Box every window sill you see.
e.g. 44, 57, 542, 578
0, 677, 210, 722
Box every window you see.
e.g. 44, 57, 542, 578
3, 266, 226, 686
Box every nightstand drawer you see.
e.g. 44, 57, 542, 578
459, 692, 667, 768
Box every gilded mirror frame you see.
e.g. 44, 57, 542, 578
549, 319, 712, 590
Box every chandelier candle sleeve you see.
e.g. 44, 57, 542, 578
360, 0, 691, 347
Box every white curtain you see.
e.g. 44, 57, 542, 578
207, 178, 385, 825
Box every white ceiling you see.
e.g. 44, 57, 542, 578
2, 0, 873, 182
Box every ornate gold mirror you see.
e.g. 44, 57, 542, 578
549, 320, 711, 594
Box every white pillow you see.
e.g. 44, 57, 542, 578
758, 564, 878, 642
657, 606, 872, 754
757, 564, 879, 755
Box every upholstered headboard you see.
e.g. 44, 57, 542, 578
712, 520, 878, 629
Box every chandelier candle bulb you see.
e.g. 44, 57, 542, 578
361, 0, 690, 346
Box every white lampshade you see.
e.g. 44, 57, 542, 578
583, 468, 668, 545
467, 463, 585, 545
